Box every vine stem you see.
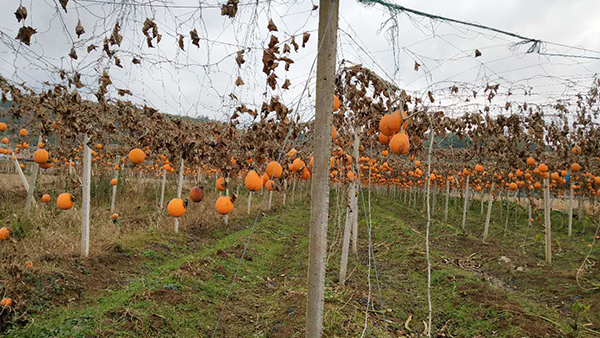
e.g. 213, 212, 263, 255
425, 112, 434, 337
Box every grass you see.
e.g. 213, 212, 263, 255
2, 172, 600, 337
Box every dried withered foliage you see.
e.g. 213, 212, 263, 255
15, 6, 27, 23
15, 26, 37, 46
267, 19, 278, 32
178, 35, 185, 51
221, 0, 239, 18
235, 50, 245, 67
59, 0, 69, 12
190, 29, 200, 48
334, 63, 600, 181
142, 19, 161, 48
75, 20, 85, 38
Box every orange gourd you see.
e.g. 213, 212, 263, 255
571, 163, 581, 172
215, 196, 234, 215
110, 178, 118, 186
57, 193, 74, 210
266, 161, 283, 178
0, 298, 12, 307
389, 132, 409, 155
128, 148, 146, 164
19, 128, 28, 137
33, 149, 49, 164
41, 194, 51, 203
0, 227, 10, 240
245, 171, 262, 191
216, 177, 226, 191
167, 198, 187, 217
301, 167, 311, 180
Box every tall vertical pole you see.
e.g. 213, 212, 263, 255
81, 134, 91, 258
544, 177, 552, 264
461, 175, 470, 230
483, 181, 495, 240
443, 179, 450, 223
307, 0, 339, 336
174, 157, 184, 233
350, 126, 360, 254
159, 169, 167, 208
568, 181, 573, 237
110, 156, 119, 213
25, 136, 42, 214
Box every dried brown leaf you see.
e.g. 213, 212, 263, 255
267, 19, 278, 32
15, 26, 37, 46
190, 29, 200, 47
75, 20, 85, 38
15, 6, 27, 22
302, 32, 310, 48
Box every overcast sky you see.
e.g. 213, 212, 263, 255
1, 0, 599, 122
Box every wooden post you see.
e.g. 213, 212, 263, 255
268, 190, 273, 210
461, 175, 470, 230
444, 179, 450, 223
483, 182, 495, 240
307, 0, 339, 336
159, 169, 167, 208
81, 134, 91, 258
544, 177, 552, 264
110, 156, 119, 213
174, 157, 184, 233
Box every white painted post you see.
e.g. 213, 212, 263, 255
350, 126, 360, 255
110, 156, 119, 213
568, 181, 573, 237
81, 134, 91, 258
25, 136, 43, 214
224, 182, 229, 225
159, 169, 167, 208
247, 191, 253, 215
268, 190, 273, 210
13, 157, 30, 192
292, 176, 297, 203
483, 182, 495, 240
174, 157, 184, 233
528, 197, 532, 226
480, 189, 485, 215
283, 179, 287, 206
444, 179, 450, 223
461, 175, 470, 230
544, 177, 552, 264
